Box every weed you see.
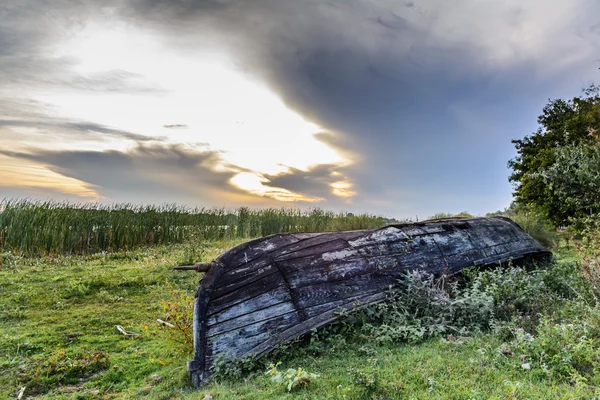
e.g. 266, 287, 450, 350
347, 359, 381, 393
19, 346, 110, 395
265, 362, 319, 392
158, 288, 194, 356
493, 318, 600, 383
353, 270, 495, 344
212, 353, 263, 382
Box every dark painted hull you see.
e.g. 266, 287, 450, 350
184, 217, 550, 386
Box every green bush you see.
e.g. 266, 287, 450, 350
158, 288, 194, 356
334, 263, 573, 346
351, 270, 495, 344
474, 267, 555, 322
212, 353, 263, 382
265, 362, 319, 392
494, 317, 600, 383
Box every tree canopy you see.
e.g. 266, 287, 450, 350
508, 85, 600, 225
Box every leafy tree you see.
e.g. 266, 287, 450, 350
539, 143, 600, 222
508, 85, 600, 225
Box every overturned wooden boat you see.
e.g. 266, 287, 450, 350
176, 216, 550, 386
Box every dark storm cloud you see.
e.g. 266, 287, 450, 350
0, 144, 342, 207
0, 144, 243, 204
264, 164, 347, 201
119, 0, 600, 216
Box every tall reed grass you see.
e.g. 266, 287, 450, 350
0, 199, 387, 255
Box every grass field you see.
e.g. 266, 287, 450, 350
2, 237, 599, 399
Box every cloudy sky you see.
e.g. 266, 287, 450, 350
1, 0, 599, 219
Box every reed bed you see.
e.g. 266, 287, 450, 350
0, 199, 387, 255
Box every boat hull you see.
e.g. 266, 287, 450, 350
185, 217, 551, 386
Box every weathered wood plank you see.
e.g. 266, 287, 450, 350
273, 238, 352, 262
246, 292, 387, 358
303, 290, 386, 319
291, 232, 327, 240
207, 286, 291, 322
217, 258, 272, 284
269, 231, 366, 260
347, 226, 409, 247
294, 274, 398, 309
208, 273, 283, 314
211, 260, 277, 298
207, 302, 296, 337
430, 230, 474, 256
223, 234, 300, 269
207, 311, 302, 361
396, 236, 444, 264
282, 255, 404, 289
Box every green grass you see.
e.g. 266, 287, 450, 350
1, 240, 598, 399
0, 199, 387, 256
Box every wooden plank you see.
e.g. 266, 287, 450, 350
207, 286, 291, 322
293, 274, 398, 309
273, 238, 352, 262
224, 235, 300, 269
269, 231, 366, 260
214, 258, 274, 289
445, 248, 487, 270
208, 273, 284, 314
282, 255, 402, 289
246, 292, 386, 359
208, 330, 272, 361
291, 232, 326, 240
303, 290, 386, 318
210, 267, 280, 301
430, 230, 474, 256
347, 226, 409, 247
207, 311, 302, 361
283, 256, 369, 288
399, 225, 427, 237
367, 255, 402, 272
207, 302, 296, 337
396, 236, 444, 265
217, 236, 273, 265
417, 223, 447, 234
189, 260, 225, 387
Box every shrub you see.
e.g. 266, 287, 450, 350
265, 362, 319, 392
333, 262, 571, 346
158, 288, 194, 355
494, 318, 600, 383
473, 266, 555, 323
212, 353, 263, 382
353, 270, 495, 344
574, 227, 600, 297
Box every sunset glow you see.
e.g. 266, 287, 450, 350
2, 21, 354, 204
0, 155, 98, 199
